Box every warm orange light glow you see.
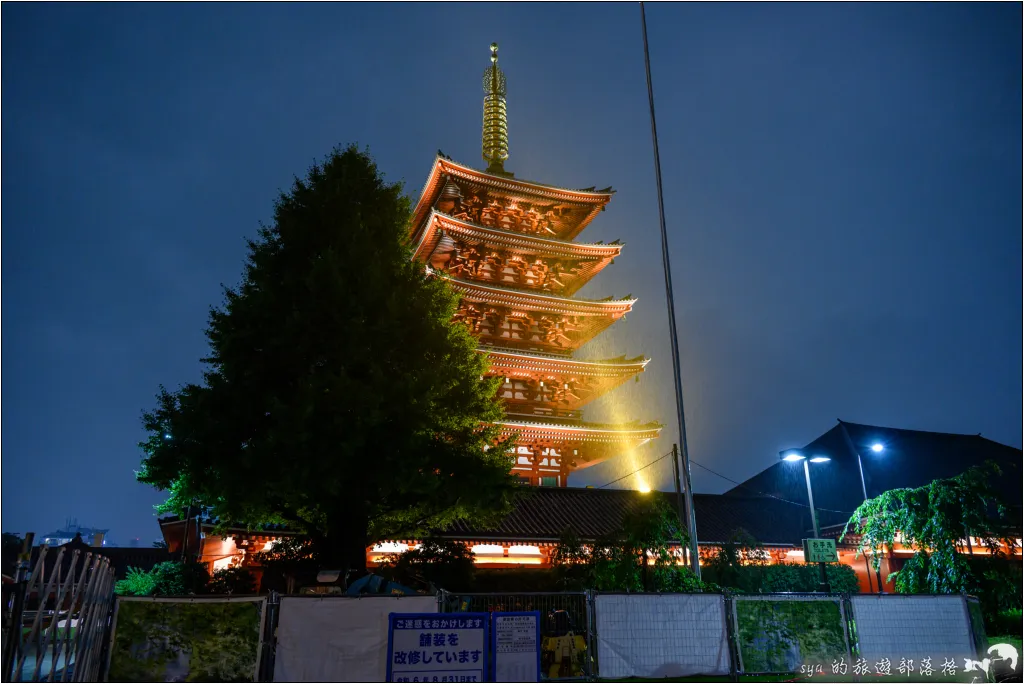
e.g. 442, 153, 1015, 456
474, 556, 543, 565
471, 544, 505, 556
508, 545, 542, 556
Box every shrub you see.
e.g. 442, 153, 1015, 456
114, 566, 158, 596
115, 561, 210, 596
209, 567, 256, 595
378, 538, 476, 592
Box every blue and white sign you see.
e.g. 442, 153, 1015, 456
491, 611, 541, 682
387, 613, 489, 683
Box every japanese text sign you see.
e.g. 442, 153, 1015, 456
491, 611, 540, 682
387, 613, 489, 683
803, 538, 839, 563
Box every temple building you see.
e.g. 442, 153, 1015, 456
407, 43, 661, 485
158, 50, 1020, 595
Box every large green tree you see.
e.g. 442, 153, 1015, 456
843, 462, 1019, 618
138, 145, 517, 574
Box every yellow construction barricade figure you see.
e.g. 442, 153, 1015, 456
541, 609, 587, 678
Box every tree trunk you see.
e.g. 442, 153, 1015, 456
310, 513, 370, 588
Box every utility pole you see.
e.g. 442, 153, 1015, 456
671, 444, 688, 566
640, 1, 701, 577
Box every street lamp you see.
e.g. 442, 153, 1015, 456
779, 448, 831, 592
838, 424, 888, 592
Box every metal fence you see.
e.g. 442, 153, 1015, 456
5, 583, 982, 682
1, 545, 116, 682
438, 591, 591, 680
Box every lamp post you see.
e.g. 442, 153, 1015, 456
837, 421, 886, 591
781, 449, 831, 592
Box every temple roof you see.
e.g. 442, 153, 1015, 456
496, 419, 662, 469
414, 210, 622, 296
443, 275, 635, 354
482, 348, 649, 377
411, 156, 614, 244
440, 488, 811, 546
442, 275, 635, 317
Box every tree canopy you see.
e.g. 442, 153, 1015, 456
843, 462, 1017, 596
137, 145, 517, 573
550, 497, 711, 592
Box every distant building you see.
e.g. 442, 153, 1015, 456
725, 420, 1023, 525
30, 533, 170, 580
39, 518, 111, 548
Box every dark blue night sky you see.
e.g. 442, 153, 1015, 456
3, 3, 1020, 544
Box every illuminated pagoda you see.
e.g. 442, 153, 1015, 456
408, 43, 661, 486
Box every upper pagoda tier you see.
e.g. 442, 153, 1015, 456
410, 156, 615, 245
413, 210, 623, 296
438, 274, 635, 355
482, 348, 649, 416
499, 418, 662, 472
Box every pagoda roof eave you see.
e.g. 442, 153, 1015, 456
438, 273, 636, 317
414, 210, 623, 262
411, 156, 613, 244
497, 420, 662, 469
497, 419, 662, 438
414, 211, 622, 296
481, 348, 650, 373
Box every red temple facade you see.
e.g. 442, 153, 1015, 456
408, 44, 661, 485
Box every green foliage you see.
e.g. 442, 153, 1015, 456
844, 462, 1016, 609
550, 497, 715, 593
136, 145, 517, 572
109, 599, 261, 682
115, 561, 211, 597
735, 599, 847, 673
251, 537, 319, 593
700, 530, 859, 594
378, 538, 476, 592
114, 566, 158, 596
986, 608, 1023, 639
209, 567, 257, 595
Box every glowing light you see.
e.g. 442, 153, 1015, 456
212, 557, 234, 572
809, 456, 831, 463
782, 452, 805, 462
508, 545, 541, 556
371, 542, 409, 554
471, 544, 504, 556
163, 433, 172, 440
637, 484, 651, 493
871, 443, 884, 453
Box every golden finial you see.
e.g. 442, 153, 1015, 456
482, 42, 510, 176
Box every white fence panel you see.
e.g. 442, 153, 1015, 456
851, 595, 974, 663
594, 593, 730, 679
272, 595, 436, 682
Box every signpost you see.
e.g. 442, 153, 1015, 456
387, 613, 490, 683
803, 538, 839, 563
491, 611, 541, 682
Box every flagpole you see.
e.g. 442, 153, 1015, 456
640, 1, 701, 578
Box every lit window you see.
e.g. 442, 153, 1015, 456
471, 544, 504, 556
508, 545, 541, 556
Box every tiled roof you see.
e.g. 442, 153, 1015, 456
441, 487, 811, 546
725, 421, 1023, 521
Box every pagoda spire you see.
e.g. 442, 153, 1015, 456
482, 42, 511, 176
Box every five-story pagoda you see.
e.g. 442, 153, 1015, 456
409, 44, 661, 486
